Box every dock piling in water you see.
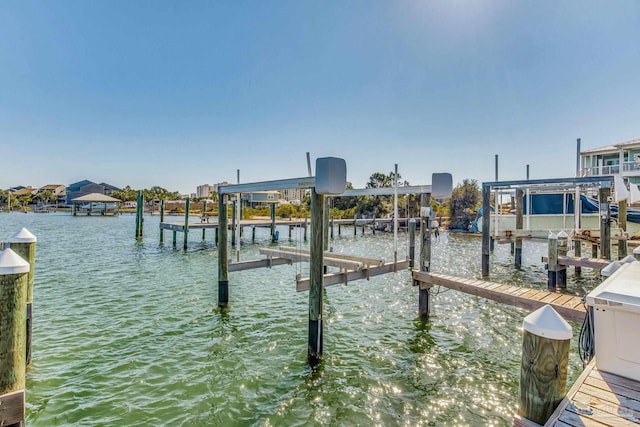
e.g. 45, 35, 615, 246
573, 237, 581, 274
0, 248, 30, 427
418, 194, 431, 318
135, 190, 144, 240
547, 232, 558, 289
308, 188, 324, 366
599, 185, 611, 260
8, 228, 37, 367
218, 195, 229, 308
270, 204, 276, 242
159, 200, 165, 244
518, 305, 571, 425
556, 231, 568, 288
183, 198, 190, 250
408, 218, 416, 268
515, 189, 523, 268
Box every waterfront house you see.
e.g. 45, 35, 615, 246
66, 180, 120, 205
580, 138, 640, 187
242, 191, 280, 208
38, 184, 66, 206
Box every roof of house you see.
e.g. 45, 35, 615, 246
71, 193, 121, 202
11, 187, 37, 196
99, 182, 121, 191
40, 184, 65, 190
68, 179, 95, 190
582, 138, 640, 154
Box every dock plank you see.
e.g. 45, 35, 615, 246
544, 360, 640, 427
412, 272, 585, 323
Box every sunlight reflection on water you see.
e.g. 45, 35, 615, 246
0, 213, 594, 426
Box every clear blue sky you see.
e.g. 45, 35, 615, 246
2, 1, 639, 194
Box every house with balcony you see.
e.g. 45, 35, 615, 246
580, 138, 640, 187
38, 184, 67, 206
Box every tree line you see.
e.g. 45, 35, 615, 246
2, 175, 482, 230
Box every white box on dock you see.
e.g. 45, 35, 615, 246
586, 261, 640, 382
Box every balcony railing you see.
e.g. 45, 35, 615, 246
582, 161, 640, 177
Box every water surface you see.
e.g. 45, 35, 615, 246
0, 213, 598, 426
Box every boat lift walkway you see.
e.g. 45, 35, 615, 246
412, 271, 586, 323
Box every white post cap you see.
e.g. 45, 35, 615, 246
9, 228, 37, 243
601, 261, 622, 277
0, 248, 30, 275
557, 231, 568, 238
620, 255, 637, 264
548, 232, 558, 240
523, 304, 572, 340
409, 218, 416, 224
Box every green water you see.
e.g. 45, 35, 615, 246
1, 213, 599, 426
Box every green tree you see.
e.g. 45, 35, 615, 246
448, 179, 481, 230
112, 186, 137, 202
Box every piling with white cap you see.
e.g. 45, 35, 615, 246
518, 305, 572, 425
0, 248, 30, 426
9, 228, 37, 367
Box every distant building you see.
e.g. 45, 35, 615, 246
580, 138, 640, 187
66, 180, 120, 205
196, 184, 215, 198
197, 182, 231, 198
242, 191, 279, 208
280, 188, 306, 204
10, 187, 37, 197
38, 184, 66, 205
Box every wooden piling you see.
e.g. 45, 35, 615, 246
251, 226, 256, 242
330, 215, 334, 240
202, 201, 206, 241
323, 198, 330, 251
270, 204, 276, 242
618, 199, 628, 259
515, 188, 523, 268
231, 200, 237, 247
419, 194, 431, 318
519, 305, 571, 425
481, 184, 491, 277
308, 188, 324, 366
8, 229, 37, 367
599, 185, 611, 259
353, 216, 357, 236
183, 198, 190, 250
135, 190, 144, 240
172, 231, 177, 247
547, 233, 558, 289
409, 218, 416, 268
0, 248, 30, 427
218, 195, 229, 308
573, 238, 581, 274
556, 231, 568, 288
159, 200, 165, 244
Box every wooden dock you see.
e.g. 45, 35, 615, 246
541, 255, 611, 270
538, 359, 640, 426
159, 218, 307, 232
412, 271, 586, 323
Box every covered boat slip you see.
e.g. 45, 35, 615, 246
70, 193, 121, 216
479, 176, 638, 277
